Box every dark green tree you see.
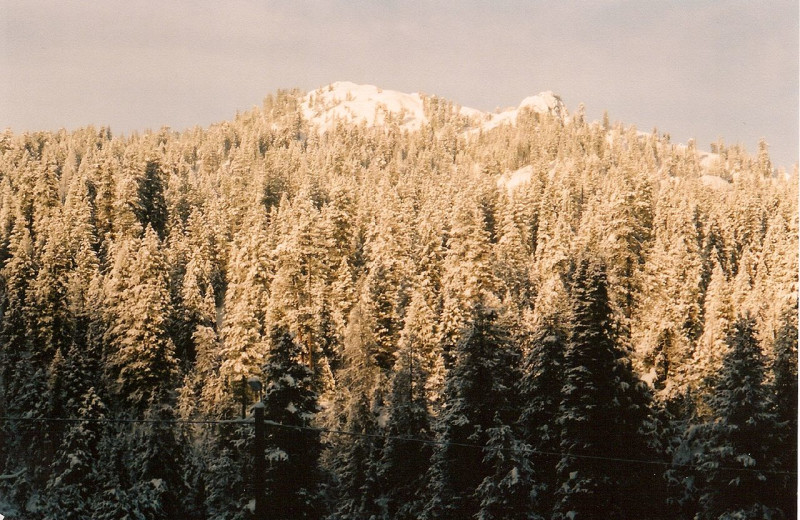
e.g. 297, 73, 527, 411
42, 388, 107, 520
261, 326, 322, 519
516, 319, 567, 517
770, 306, 798, 518
134, 159, 169, 240
377, 314, 434, 520
424, 305, 521, 519
554, 258, 656, 520
679, 316, 783, 519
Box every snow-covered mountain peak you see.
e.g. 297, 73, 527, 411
476, 91, 567, 133
518, 91, 566, 118
302, 82, 429, 131
301, 82, 568, 134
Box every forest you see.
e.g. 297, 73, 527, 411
0, 86, 796, 519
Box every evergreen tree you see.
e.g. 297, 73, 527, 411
554, 258, 656, 520
516, 318, 567, 517
42, 389, 106, 520
377, 290, 436, 519
424, 305, 520, 519
261, 326, 323, 519
91, 396, 186, 520
134, 159, 169, 240
689, 260, 734, 412
218, 206, 271, 397
770, 306, 798, 519
475, 415, 535, 520
440, 196, 500, 366
325, 302, 385, 520
686, 316, 782, 519
0, 219, 52, 509
267, 191, 328, 376
103, 227, 178, 413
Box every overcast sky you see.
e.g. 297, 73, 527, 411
1, 1, 797, 167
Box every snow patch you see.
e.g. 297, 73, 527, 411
476, 91, 567, 134
699, 174, 731, 191
641, 367, 658, 387
377, 406, 390, 428
302, 81, 429, 132
303, 82, 567, 136
698, 151, 721, 170
497, 165, 534, 193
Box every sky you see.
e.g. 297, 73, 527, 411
1, 1, 797, 167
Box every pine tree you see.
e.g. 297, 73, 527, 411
475, 415, 535, 520
42, 389, 107, 520
103, 227, 178, 413
267, 191, 328, 376
218, 207, 271, 398
359, 189, 414, 372
770, 306, 798, 519
0, 219, 52, 509
424, 305, 520, 519
687, 316, 782, 519
554, 258, 656, 520
516, 318, 567, 517
689, 260, 734, 412
440, 196, 500, 366
325, 302, 385, 520
377, 290, 436, 519
134, 159, 169, 240
91, 395, 186, 520
260, 326, 323, 519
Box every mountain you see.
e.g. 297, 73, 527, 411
0, 80, 794, 520
301, 81, 567, 134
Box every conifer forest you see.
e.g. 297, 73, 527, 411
0, 85, 797, 519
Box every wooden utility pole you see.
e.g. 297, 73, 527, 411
253, 402, 266, 520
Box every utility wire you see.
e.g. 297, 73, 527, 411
0, 416, 244, 426
1, 415, 795, 476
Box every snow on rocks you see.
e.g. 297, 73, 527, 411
497, 165, 534, 193
302, 81, 428, 132
699, 174, 732, 191
474, 91, 567, 134
302, 82, 567, 135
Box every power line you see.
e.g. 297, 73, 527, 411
0, 416, 242, 426
1, 415, 795, 476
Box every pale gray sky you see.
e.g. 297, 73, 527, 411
2, 1, 797, 167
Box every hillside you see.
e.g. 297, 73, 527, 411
0, 82, 796, 519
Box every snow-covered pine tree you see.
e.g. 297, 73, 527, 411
219, 205, 271, 403
475, 414, 535, 520
687, 316, 783, 519
261, 326, 322, 519
91, 392, 187, 520
769, 305, 798, 519
439, 195, 500, 367
103, 226, 178, 414
554, 257, 657, 520
376, 289, 436, 520
324, 301, 385, 520
267, 189, 329, 378
42, 388, 107, 520
689, 260, 734, 414
359, 188, 414, 372
133, 158, 169, 240
423, 304, 520, 519
0, 219, 52, 509
516, 317, 567, 517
